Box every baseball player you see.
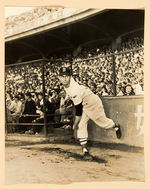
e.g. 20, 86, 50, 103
58, 67, 121, 158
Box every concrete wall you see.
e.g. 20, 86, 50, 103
88, 96, 144, 147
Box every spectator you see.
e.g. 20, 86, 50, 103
6, 93, 18, 132
6, 93, 16, 114
116, 85, 124, 96
27, 92, 56, 134
15, 94, 25, 116
132, 81, 144, 95
19, 92, 36, 133
124, 85, 135, 96
100, 86, 109, 96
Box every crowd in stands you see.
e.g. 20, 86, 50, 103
5, 36, 144, 133
5, 7, 81, 36
71, 37, 144, 96
6, 37, 144, 97
5, 7, 64, 28
6, 89, 74, 133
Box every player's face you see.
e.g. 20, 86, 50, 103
58, 75, 71, 87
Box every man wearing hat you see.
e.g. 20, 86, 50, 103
58, 67, 121, 158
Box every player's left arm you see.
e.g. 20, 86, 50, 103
73, 102, 83, 130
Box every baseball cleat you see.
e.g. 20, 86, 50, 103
82, 146, 88, 153
82, 147, 93, 161
83, 151, 93, 161
114, 124, 122, 139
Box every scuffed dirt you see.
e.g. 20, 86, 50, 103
5, 137, 145, 184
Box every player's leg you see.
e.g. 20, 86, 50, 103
94, 112, 121, 139
114, 123, 121, 139
85, 97, 121, 139
77, 112, 91, 156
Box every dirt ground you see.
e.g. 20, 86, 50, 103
5, 134, 145, 185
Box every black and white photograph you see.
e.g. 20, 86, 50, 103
4, 4, 145, 185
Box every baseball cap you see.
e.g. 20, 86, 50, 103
59, 67, 72, 76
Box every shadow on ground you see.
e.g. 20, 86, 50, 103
5, 138, 143, 154
21, 146, 107, 163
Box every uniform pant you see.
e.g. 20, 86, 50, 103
77, 94, 114, 139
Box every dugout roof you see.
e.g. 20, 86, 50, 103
5, 9, 144, 65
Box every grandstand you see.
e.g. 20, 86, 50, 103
5, 8, 144, 147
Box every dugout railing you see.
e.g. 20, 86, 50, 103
5, 47, 144, 137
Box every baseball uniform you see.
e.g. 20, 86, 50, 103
64, 77, 115, 139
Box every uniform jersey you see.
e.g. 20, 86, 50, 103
64, 77, 93, 105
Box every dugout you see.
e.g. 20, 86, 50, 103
5, 8, 144, 147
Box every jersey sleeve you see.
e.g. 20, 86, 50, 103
71, 93, 82, 105
65, 77, 83, 105
75, 102, 83, 116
